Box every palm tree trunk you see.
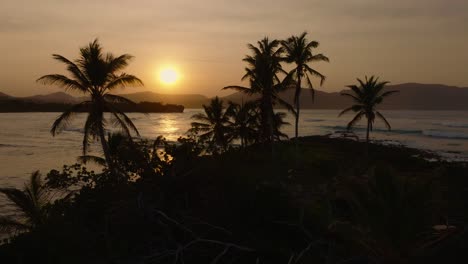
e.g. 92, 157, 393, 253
99, 128, 115, 174
262, 89, 274, 143
365, 119, 370, 157
295, 72, 302, 140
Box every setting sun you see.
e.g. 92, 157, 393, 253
159, 67, 179, 85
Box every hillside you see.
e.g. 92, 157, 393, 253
118, 91, 209, 108
2, 83, 468, 110
222, 83, 468, 110
0, 92, 12, 99
22, 92, 80, 104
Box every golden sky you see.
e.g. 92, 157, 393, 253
1, 0, 467, 97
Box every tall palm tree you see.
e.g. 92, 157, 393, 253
224, 37, 293, 143
189, 97, 232, 151
37, 39, 143, 171
225, 101, 259, 147
339, 76, 398, 147
282, 32, 329, 139
0, 171, 50, 233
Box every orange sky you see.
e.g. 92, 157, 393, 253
1, 0, 467, 97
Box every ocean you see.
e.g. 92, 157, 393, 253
1, 109, 468, 191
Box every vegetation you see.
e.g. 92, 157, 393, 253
282, 31, 329, 139
0, 172, 52, 233
37, 39, 144, 171
189, 96, 233, 152
224, 37, 294, 143
339, 76, 398, 150
225, 101, 259, 148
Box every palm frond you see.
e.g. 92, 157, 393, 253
51, 54, 90, 87
223, 85, 252, 94
381, 90, 399, 98
339, 105, 362, 117
376, 111, 391, 130
341, 92, 362, 103
106, 103, 140, 137
106, 54, 134, 73
51, 101, 90, 136
310, 53, 329, 63
347, 111, 365, 130
304, 65, 326, 86
305, 74, 316, 102
0, 217, 30, 233
105, 73, 143, 90
36, 74, 87, 93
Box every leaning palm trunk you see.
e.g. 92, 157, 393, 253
262, 89, 275, 143
99, 128, 115, 173
294, 72, 302, 141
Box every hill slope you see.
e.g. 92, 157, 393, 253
222, 83, 468, 110
2, 83, 468, 110
22, 92, 80, 104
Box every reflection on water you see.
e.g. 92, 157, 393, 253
158, 116, 181, 139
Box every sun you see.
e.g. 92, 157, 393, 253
159, 67, 179, 85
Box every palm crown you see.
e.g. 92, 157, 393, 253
339, 76, 398, 143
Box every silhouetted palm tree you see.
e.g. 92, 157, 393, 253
272, 112, 290, 141
339, 76, 398, 148
225, 101, 259, 147
0, 171, 50, 233
37, 39, 143, 171
224, 37, 293, 143
282, 32, 329, 139
189, 97, 232, 151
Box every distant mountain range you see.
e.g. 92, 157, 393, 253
1, 83, 468, 110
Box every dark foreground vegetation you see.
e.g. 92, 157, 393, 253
0, 99, 184, 113
1, 136, 468, 264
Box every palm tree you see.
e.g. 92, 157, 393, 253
272, 112, 290, 141
0, 171, 50, 233
282, 32, 329, 140
339, 76, 398, 148
224, 37, 293, 143
37, 39, 143, 171
225, 101, 259, 147
189, 97, 232, 151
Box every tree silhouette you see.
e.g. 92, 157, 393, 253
0, 171, 50, 233
282, 32, 329, 140
339, 76, 398, 150
37, 39, 143, 171
224, 37, 293, 143
189, 97, 233, 151
225, 101, 259, 147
